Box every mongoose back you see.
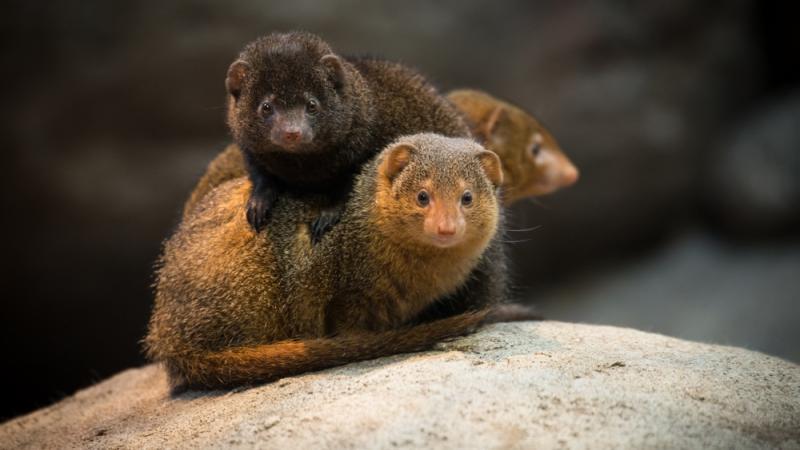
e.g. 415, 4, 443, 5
225, 31, 470, 235
185, 90, 578, 217
448, 89, 579, 205
145, 134, 504, 389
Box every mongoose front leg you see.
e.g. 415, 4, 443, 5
245, 172, 279, 232
309, 176, 354, 243
310, 204, 344, 243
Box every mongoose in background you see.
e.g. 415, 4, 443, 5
225, 31, 470, 236
447, 89, 579, 205
146, 134, 504, 389
185, 90, 578, 217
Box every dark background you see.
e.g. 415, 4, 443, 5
2, 1, 798, 421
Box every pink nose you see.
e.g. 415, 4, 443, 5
283, 130, 301, 142
437, 223, 456, 236
561, 165, 579, 186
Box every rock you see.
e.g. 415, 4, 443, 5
2, 322, 798, 449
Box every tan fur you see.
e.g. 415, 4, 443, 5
146, 134, 501, 389
182, 90, 577, 218
182, 143, 245, 220
447, 89, 579, 205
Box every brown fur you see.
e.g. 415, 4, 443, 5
146, 134, 503, 389
447, 89, 579, 205
182, 143, 245, 219
225, 32, 470, 231
183, 89, 578, 218
162, 312, 488, 389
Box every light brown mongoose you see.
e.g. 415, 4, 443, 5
145, 134, 504, 389
447, 89, 579, 205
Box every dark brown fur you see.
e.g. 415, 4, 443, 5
225, 32, 470, 232
146, 134, 503, 389
184, 89, 578, 218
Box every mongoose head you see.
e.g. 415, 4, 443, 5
374, 134, 503, 251
225, 32, 355, 155
447, 90, 579, 205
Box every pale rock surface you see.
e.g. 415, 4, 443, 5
2, 322, 798, 449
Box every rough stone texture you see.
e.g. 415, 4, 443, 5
3, 322, 798, 449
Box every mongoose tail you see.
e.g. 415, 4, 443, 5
167, 309, 488, 389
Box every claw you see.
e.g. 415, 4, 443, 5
310, 208, 342, 243
246, 187, 278, 232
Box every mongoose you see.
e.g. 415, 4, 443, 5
225, 31, 470, 236
179, 90, 575, 325
145, 134, 504, 389
185, 90, 578, 217
447, 89, 579, 205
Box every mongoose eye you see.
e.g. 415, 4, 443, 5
306, 98, 319, 114
417, 190, 430, 207
259, 101, 274, 116
461, 190, 473, 206
530, 142, 542, 157
530, 133, 544, 157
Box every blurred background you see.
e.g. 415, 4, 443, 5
2, 0, 798, 420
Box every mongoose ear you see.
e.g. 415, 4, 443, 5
320, 54, 346, 90
478, 150, 504, 188
380, 144, 415, 181
481, 105, 508, 138
225, 60, 249, 99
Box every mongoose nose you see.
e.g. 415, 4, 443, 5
561, 165, 579, 186
283, 130, 301, 142
437, 223, 457, 236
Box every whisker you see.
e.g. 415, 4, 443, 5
525, 197, 551, 209
499, 238, 533, 244
505, 225, 543, 233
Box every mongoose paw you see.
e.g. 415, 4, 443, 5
310, 208, 342, 244
246, 188, 277, 232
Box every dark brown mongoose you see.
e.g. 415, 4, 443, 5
225, 31, 470, 236
145, 134, 504, 389
184, 90, 578, 218
448, 89, 579, 205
